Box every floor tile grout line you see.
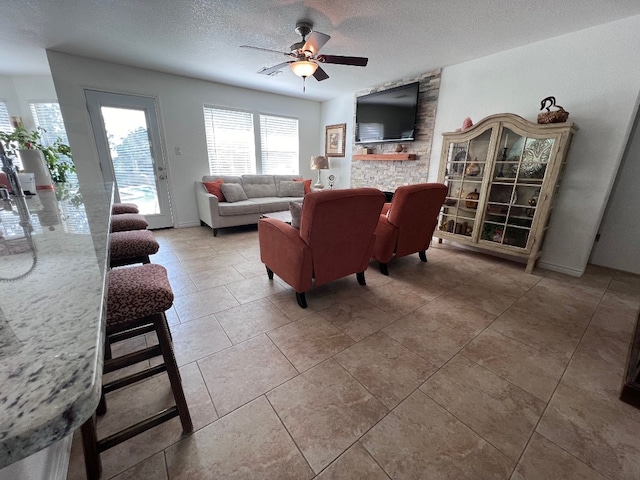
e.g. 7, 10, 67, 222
263, 394, 316, 476
531, 431, 616, 480
97, 226, 636, 479
498, 283, 614, 478
417, 384, 518, 468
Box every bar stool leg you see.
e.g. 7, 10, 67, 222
81, 414, 102, 480
154, 312, 192, 433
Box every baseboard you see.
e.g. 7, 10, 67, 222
536, 260, 584, 277
434, 240, 586, 277
177, 221, 203, 228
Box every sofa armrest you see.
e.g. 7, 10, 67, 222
258, 218, 313, 293
194, 181, 219, 227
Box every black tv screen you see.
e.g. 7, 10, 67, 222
355, 82, 420, 144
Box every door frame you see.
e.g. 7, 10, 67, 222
85, 89, 174, 229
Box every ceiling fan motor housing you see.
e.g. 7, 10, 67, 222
295, 22, 313, 39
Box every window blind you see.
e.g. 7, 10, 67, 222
28, 103, 85, 232
0, 102, 12, 133
259, 114, 299, 175
29, 102, 76, 184
29, 103, 69, 145
203, 107, 255, 175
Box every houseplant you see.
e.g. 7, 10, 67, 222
0, 126, 74, 183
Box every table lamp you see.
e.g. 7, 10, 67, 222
310, 155, 329, 190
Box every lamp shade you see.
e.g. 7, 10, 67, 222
310, 155, 329, 170
290, 60, 318, 78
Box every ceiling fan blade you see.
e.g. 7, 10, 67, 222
258, 61, 292, 75
240, 45, 291, 56
302, 31, 331, 54
313, 65, 329, 82
318, 54, 368, 67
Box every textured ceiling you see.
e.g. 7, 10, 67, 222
1, 0, 640, 101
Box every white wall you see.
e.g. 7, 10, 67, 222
590, 109, 640, 273
428, 15, 640, 275
46, 51, 321, 227
319, 94, 354, 189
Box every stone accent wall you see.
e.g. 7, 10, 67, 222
350, 69, 441, 190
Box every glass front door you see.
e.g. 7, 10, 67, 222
86, 91, 172, 229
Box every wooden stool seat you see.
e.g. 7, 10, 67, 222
109, 229, 159, 268
81, 264, 192, 479
111, 202, 139, 215
110, 213, 148, 232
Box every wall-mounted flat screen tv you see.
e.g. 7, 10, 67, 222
355, 81, 420, 144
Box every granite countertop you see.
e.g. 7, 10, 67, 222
0, 183, 113, 468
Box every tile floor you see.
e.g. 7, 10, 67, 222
66, 225, 640, 480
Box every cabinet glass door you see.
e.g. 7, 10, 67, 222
440, 129, 492, 238
480, 127, 554, 249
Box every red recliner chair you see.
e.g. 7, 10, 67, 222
372, 183, 447, 275
259, 188, 386, 308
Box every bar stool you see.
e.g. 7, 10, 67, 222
81, 264, 192, 479
110, 213, 148, 232
109, 230, 159, 268
111, 202, 139, 215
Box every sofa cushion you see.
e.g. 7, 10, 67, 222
241, 175, 277, 198
247, 197, 293, 213
289, 201, 302, 229
278, 180, 305, 197
220, 183, 249, 203
218, 200, 260, 216
203, 179, 226, 201
203, 175, 242, 185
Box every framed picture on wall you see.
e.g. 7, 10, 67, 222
325, 123, 346, 157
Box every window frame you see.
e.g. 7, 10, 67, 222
203, 105, 300, 176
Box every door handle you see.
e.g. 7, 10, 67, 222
159, 175, 166, 180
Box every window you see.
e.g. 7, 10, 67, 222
259, 114, 299, 175
204, 107, 255, 175
203, 107, 299, 175
0, 102, 12, 133
29, 102, 76, 183
0, 101, 21, 169
29, 103, 69, 145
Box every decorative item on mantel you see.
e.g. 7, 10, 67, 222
537, 96, 569, 124
455, 117, 474, 132
395, 144, 404, 153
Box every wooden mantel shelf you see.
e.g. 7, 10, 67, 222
353, 153, 417, 161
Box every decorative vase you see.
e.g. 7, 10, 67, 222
19, 150, 53, 190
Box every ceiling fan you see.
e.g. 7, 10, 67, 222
240, 21, 368, 91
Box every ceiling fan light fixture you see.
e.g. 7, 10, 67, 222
290, 60, 318, 78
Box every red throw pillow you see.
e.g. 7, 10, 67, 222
294, 178, 312, 194
203, 179, 226, 201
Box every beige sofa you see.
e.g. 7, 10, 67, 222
195, 174, 305, 236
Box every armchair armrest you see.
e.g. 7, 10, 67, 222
258, 218, 313, 293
